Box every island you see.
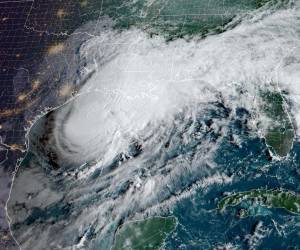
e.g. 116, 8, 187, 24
217, 189, 300, 215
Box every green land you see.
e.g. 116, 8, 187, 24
218, 189, 300, 215
75, 0, 281, 40
41, 0, 287, 45
260, 91, 294, 157
112, 216, 177, 250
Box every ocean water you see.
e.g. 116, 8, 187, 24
170, 132, 300, 249
6, 0, 300, 249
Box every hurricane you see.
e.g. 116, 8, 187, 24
7, 1, 300, 249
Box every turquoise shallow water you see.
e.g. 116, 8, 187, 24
170, 122, 300, 249
9, 99, 300, 249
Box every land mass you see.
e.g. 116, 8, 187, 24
218, 189, 300, 215
113, 216, 177, 250
260, 91, 294, 158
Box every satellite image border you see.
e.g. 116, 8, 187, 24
1, 0, 300, 250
